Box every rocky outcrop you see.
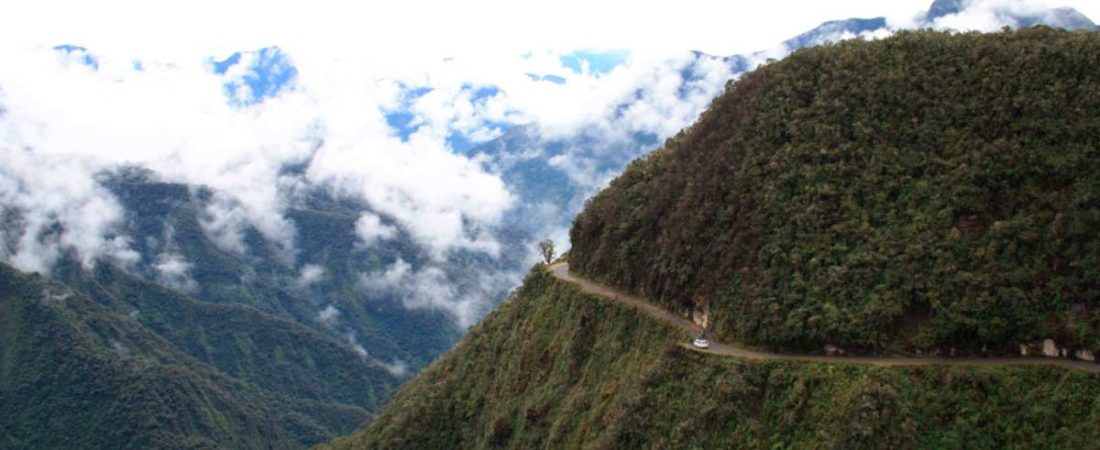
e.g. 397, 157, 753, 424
1019, 339, 1096, 363
1043, 339, 1058, 357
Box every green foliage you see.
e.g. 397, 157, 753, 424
102, 177, 462, 371
538, 239, 556, 264
569, 28, 1100, 354
55, 262, 399, 413
2, 168, 467, 448
0, 264, 365, 449
320, 270, 1100, 449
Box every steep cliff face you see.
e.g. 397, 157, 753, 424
569, 28, 1100, 355
321, 269, 1100, 449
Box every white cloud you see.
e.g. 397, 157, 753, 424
296, 264, 326, 288
153, 252, 198, 292
926, 0, 1071, 31
342, 329, 409, 377
318, 304, 340, 326
0, 147, 139, 273
354, 212, 398, 247
347, 334, 368, 357
378, 359, 409, 377
0, 0, 1003, 61
359, 258, 521, 327
359, 259, 413, 291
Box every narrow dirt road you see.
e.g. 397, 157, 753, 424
548, 262, 1100, 373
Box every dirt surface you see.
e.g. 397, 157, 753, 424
548, 262, 1100, 373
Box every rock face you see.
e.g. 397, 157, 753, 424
1019, 340, 1098, 363
692, 305, 710, 329
1043, 339, 1059, 357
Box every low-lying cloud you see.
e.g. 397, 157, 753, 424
0, 147, 138, 273
360, 258, 522, 327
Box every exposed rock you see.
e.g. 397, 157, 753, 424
691, 292, 710, 329
1076, 349, 1096, 362
691, 308, 709, 329
1043, 339, 1058, 357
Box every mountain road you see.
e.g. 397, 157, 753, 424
548, 262, 1100, 373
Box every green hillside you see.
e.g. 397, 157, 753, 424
321, 28, 1100, 450
569, 28, 1100, 354
0, 263, 365, 449
54, 262, 400, 412
102, 174, 461, 371
322, 269, 1100, 449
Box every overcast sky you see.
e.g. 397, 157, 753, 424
4, 0, 1096, 59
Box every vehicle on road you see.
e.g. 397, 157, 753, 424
692, 336, 709, 349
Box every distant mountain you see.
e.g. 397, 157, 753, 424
0, 263, 367, 449
781, 18, 889, 49
922, 0, 1097, 29
96, 169, 465, 371
0, 171, 482, 447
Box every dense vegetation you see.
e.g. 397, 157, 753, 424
0, 174, 474, 448
54, 262, 399, 412
0, 264, 366, 449
2, 137, 531, 448
323, 269, 1100, 449
570, 28, 1100, 354
102, 173, 462, 370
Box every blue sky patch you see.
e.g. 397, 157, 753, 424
385, 85, 435, 141
53, 45, 99, 69
447, 132, 475, 154
447, 120, 511, 154
386, 111, 419, 140
385, 83, 510, 149
465, 84, 500, 103
213, 47, 297, 106
407, 86, 433, 99
559, 50, 629, 75
526, 73, 567, 85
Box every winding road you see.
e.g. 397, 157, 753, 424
548, 262, 1100, 373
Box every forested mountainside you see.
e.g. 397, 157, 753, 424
322, 269, 1100, 449
570, 28, 1100, 355
0, 174, 471, 447
0, 263, 367, 449
98, 171, 464, 370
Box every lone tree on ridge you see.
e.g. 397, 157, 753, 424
538, 239, 555, 264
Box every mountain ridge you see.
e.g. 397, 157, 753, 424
569, 27, 1100, 355
321, 267, 1100, 449
0, 262, 367, 449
